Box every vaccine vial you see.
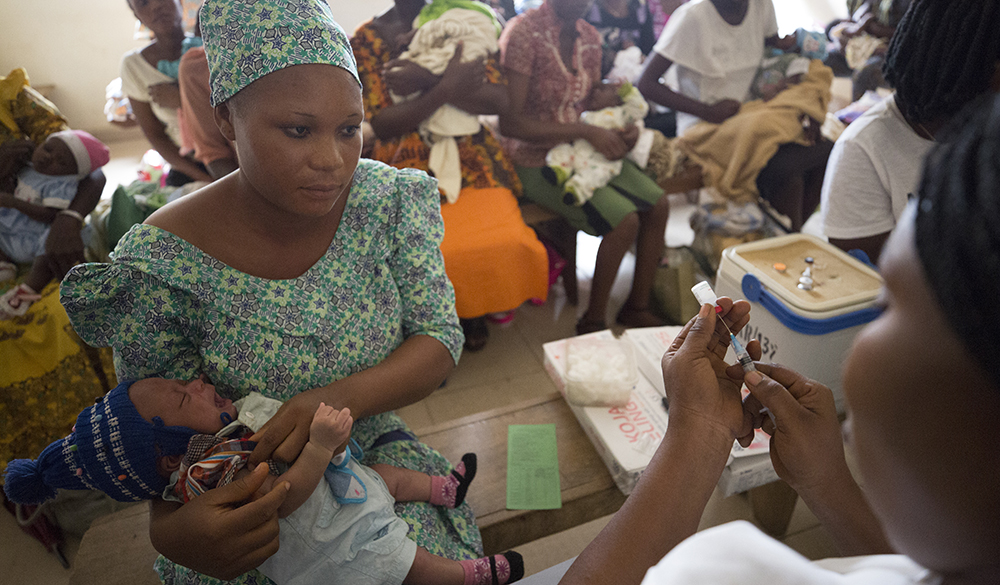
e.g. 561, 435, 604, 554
691, 281, 719, 307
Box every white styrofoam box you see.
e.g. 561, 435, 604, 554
545, 331, 667, 495
544, 329, 773, 496
564, 337, 638, 407
718, 447, 779, 497
620, 326, 683, 397
715, 234, 882, 413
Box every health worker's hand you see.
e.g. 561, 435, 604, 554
661, 299, 760, 447
149, 465, 289, 580
736, 363, 851, 497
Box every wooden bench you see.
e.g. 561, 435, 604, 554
417, 390, 798, 554
415, 393, 628, 555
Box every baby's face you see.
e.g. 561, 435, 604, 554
32, 137, 79, 176
130, 376, 239, 434
588, 84, 623, 111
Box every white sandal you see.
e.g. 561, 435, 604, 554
0, 284, 41, 319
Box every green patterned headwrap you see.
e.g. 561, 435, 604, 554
199, 0, 360, 106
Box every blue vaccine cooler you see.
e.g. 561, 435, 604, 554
715, 234, 883, 413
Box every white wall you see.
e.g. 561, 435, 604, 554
0, 0, 392, 145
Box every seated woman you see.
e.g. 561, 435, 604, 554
638, 0, 833, 232
584, 0, 677, 135
553, 93, 1000, 585
0, 130, 110, 317
820, 0, 1000, 262
0, 125, 112, 486
584, 0, 657, 79
121, 0, 211, 186
177, 18, 238, 181
351, 0, 550, 352
60, 0, 484, 582
499, 0, 671, 336
826, 0, 913, 98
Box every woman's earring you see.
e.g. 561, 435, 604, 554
220, 412, 233, 425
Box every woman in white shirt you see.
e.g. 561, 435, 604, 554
121, 0, 212, 186
637, 0, 833, 231
551, 93, 1000, 585
820, 0, 1000, 262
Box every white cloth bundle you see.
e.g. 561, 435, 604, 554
390, 8, 500, 202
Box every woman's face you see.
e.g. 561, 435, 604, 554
32, 137, 79, 176
221, 64, 363, 219
842, 206, 1000, 572
127, 0, 183, 35
549, 0, 596, 22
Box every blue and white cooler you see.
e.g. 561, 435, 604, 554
715, 234, 883, 413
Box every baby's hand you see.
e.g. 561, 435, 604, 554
309, 403, 353, 454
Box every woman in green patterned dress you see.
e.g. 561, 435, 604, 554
59, 1, 479, 583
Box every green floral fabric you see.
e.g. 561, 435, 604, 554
199, 0, 360, 106
60, 159, 476, 584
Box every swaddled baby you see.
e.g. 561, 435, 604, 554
387, 0, 503, 202
0, 130, 108, 318
543, 81, 656, 206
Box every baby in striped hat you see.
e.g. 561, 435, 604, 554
4, 376, 525, 585
0, 129, 110, 318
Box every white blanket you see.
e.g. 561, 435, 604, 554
390, 8, 500, 202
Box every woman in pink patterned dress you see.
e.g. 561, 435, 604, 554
499, 0, 671, 335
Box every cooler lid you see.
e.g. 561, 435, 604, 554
723, 234, 883, 313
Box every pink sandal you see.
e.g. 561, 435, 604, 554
486, 310, 516, 326
0, 284, 42, 319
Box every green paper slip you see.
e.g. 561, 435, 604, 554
506, 424, 562, 510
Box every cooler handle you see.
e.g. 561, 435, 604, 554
847, 249, 877, 270
741, 274, 882, 335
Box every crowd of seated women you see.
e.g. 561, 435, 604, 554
134, 0, 853, 347
3, 1, 999, 585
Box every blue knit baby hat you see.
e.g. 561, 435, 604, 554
4, 381, 198, 504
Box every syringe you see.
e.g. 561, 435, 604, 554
690, 282, 775, 426
729, 332, 775, 426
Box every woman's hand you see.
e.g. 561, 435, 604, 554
0, 191, 15, 208
0, 139, 34, 179
736, 363, 851, 496
149, 465, 289, 580
148, 83, 182, 110
661, 299, 760, 446
383, 59, 439, 97
248, 390, 325, 467
438, 43, 486, 99
584, 126, 630, 160
768, 33, 798, 52
617, 125, 640, 152
701, 99, 742, 124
